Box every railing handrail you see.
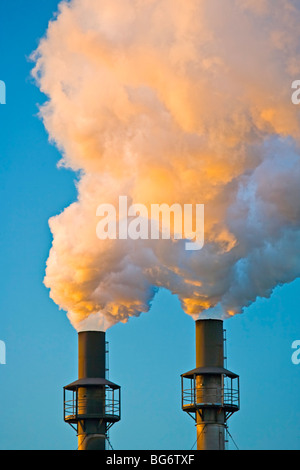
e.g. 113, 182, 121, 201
182, 385, 239, 407
64, 397, 120, 418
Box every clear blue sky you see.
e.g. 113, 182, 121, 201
1, 0, 300, 450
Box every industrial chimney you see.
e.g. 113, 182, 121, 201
181, 319, 239, 450
64, 331, 121, 450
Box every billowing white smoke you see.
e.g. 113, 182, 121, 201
32, 0, 300, 331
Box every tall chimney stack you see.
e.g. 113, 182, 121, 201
181, 319, 239, 450
78, 331, 106, 380
64, 331, 121, 450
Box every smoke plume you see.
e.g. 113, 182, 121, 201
32, 0, 300, 331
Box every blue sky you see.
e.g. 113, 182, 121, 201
0, 0, 300, 450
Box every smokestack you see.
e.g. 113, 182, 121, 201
64, 331, 121, 450
181, 319, 239, 450
77, 331, 107, 450
195, 319, 224, 369
78, 331, 106, 380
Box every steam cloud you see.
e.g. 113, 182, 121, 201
33, 0, 300, 331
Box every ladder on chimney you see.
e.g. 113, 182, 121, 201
223, 329, 228, 368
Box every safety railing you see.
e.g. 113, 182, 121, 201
182, 385, 239, 410
64, 386, 120, 422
